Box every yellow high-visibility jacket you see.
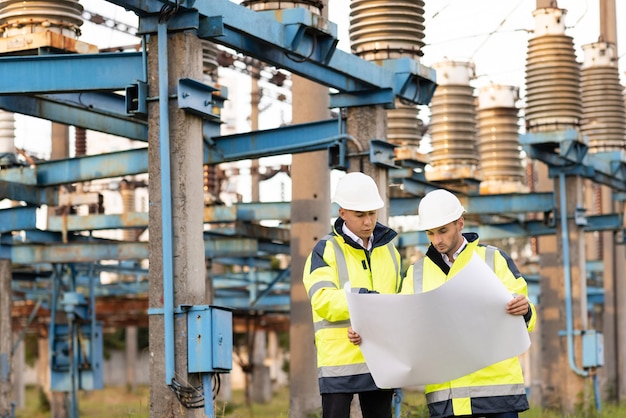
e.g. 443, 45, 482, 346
303, 217, 402, 393
402, 232, 536, 418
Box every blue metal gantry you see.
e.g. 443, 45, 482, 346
0, 0, 625, 416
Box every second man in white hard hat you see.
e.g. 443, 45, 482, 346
403, 188, 537, 418
302, 171, 402, 418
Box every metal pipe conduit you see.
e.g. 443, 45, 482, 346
558, 173, 587, 377
157, 21, 176, 386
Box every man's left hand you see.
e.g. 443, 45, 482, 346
348, 327, 362, 345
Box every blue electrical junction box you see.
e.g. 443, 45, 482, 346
186, 305, 233, 374
582, 329, 604, 368
50, 322, 104, 391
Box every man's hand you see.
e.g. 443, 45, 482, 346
348, 327, 361, 345
506, 294, 530, 316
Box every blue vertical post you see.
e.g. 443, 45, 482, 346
203, 373, 215, 417
69, 268, 79, 418
157, 21, 176, 385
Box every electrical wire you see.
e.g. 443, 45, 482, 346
468, 0, 527, 60
169, 374, 223, 409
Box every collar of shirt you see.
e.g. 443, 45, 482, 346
442, 237, 468, 266
342, 223, 373, 250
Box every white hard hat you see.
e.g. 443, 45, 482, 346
332, 172, 384, 211
416, 189, 466, 230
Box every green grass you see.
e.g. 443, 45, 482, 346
14, 384, 626, 417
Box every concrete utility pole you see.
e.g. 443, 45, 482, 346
147, 28, 206, 417
596, 0, 626, 403
538, 174, 587, 414
0, 259, 12, 417
49, 123, 70, 418
289, 0, 331, 412
289, 78, 331, 416
345, 106, 389, 222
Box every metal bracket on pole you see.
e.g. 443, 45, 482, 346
178, 78, 227, 121
271, 7, 339, 65
126, 81, 148, 116
370, 139, 399, 168
328, 139, 348, 170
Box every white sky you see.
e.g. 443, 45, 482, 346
331, 0, 625, 88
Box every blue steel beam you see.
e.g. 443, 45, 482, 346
461, 193, 555, 215
212, 275, 289, 288
2, 236, 271, 263
235, 202, 292, 222
46, 207, 253, 233
0, 206, 37, 234
211, 258, 274, 270
0, 94, 147, 142
195, 3, 436, 106
0, 52, 144, 94
0, 148, 148, 187
397, 214, 624, 247
521, 130, 626, 192
204, 238, 257, 258
6, 242, 149, 264
114, 0, 435, 106
0, 181, 58, 206
390, 193, 555, 216
0, 120, 343, 191
205, 119, 346, 163
47, 213, 149, 232
5, 230, 62, 244
215, 294, 289, 311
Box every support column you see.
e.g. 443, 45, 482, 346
345, 106, 389, 222
35, 332, 51, 412
539, 174, 588, 413
0, 259, 12, 417
615, 228, 626, 401
251, 330, 271, 403
289, 72, 331, 418
267, 330, 280, 385
602, 184, 626, 401
125, 326, 138, 393
12, 332, 24, 410
50, 123, 70, 160
147, 28, 206, 417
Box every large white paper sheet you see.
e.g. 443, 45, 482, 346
346, 253, 531, 388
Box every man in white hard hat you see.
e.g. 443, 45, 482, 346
303, 171, 402, 418
403, 189, 536, 418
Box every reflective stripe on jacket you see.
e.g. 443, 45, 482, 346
303, 217, 401, 393
402, 232, 535, 417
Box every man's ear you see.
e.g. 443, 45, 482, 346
458, 216, 464, 230
338, 207, 346, 220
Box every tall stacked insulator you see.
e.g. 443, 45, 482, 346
524, 7, 582, 132
0, 0, 83, 38
349, 0, 426, 155
202, 40, 219, 82
203, 164, 220, 205
580, 42, 626, 153
477, 84, 527, 194
426, 60, 480, 182
75, 126, 86, 156
120, 179, 136, 242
